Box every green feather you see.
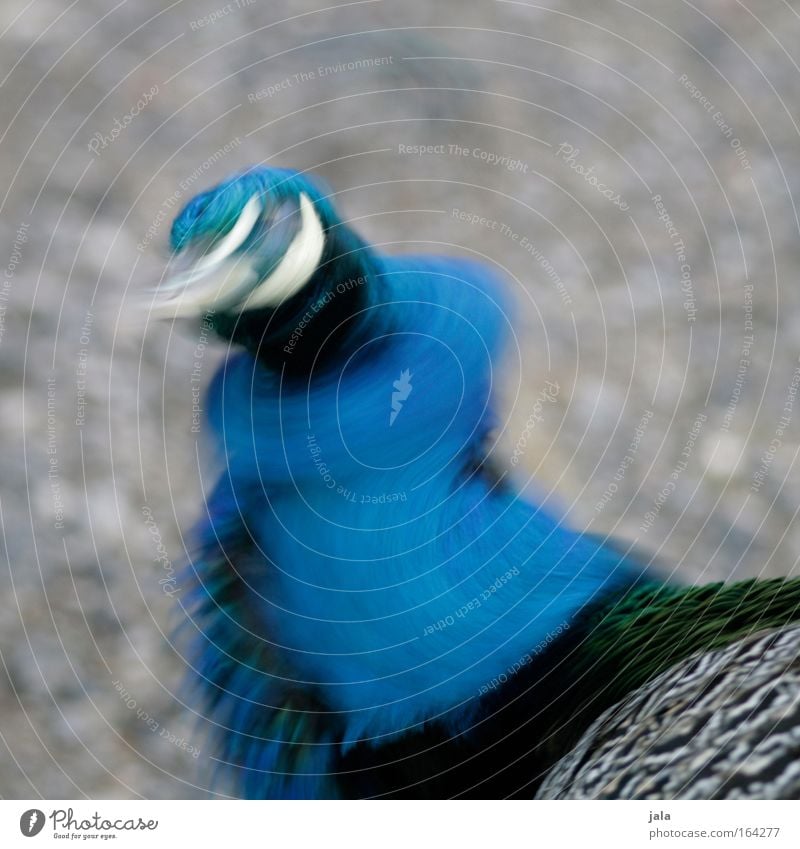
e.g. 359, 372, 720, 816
537, 577, 800, 763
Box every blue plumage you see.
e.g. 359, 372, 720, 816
158, 166, 647, 797
159, 168, 800, 797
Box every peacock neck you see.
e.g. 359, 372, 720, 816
222, 219, 384, 373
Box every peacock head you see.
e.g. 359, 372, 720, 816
151, 167, 370, 364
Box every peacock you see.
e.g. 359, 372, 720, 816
149, 166, 800, 799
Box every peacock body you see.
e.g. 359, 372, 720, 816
151, 167, 800, 799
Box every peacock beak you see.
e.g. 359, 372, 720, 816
148, 195, 263, 318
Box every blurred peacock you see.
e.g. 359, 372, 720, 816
149, 166, 800, 799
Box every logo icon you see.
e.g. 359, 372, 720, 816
390, 369, 413, 426
20, 809, 45, 837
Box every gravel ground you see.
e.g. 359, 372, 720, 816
2, 0, 800, 798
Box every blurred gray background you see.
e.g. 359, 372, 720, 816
2, 0, 800, 797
